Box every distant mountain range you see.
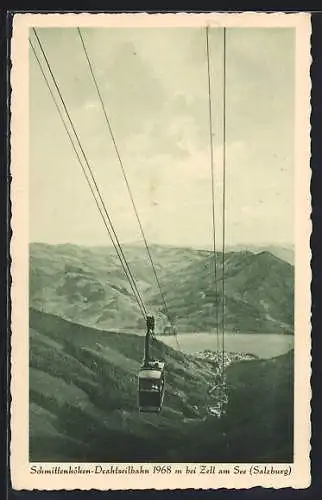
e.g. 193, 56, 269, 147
131, 241, 295, 265
228, 244, 294, 265
29, 242, 294, 334
29, 308, 293, 463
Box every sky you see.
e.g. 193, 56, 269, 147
29, 26, 295, 249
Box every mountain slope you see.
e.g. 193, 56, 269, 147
29, 309, 293, 462
29, 242, 294, 333
224, 349, 294, 461
182, 350, 294, 462
29, 308, 219, 462
150, 250, 294, 333
229, 244, 294, 265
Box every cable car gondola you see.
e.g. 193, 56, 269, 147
138, 315, 165, 413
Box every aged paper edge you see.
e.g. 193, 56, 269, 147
10, 11, 312, 491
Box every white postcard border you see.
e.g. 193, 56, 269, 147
10, 11, 312, 490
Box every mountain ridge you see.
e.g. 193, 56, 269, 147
29, 242, 294, 334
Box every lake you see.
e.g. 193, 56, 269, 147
160, 332, 294, 359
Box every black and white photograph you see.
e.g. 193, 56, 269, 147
10, 12, 311, 490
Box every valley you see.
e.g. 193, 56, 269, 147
29, 242, 294, 463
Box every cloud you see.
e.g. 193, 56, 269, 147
83, 100, 100, 111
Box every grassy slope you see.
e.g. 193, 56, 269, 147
185, 350, 294, 462
29, 309, 293, 463
29, 308, 218, 462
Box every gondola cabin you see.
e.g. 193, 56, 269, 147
138, 361, 165, 413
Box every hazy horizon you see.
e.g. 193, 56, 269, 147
30, 27, 295, 249
29, 239, 295, 251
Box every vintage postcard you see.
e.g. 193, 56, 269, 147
10, 12, 311, 490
